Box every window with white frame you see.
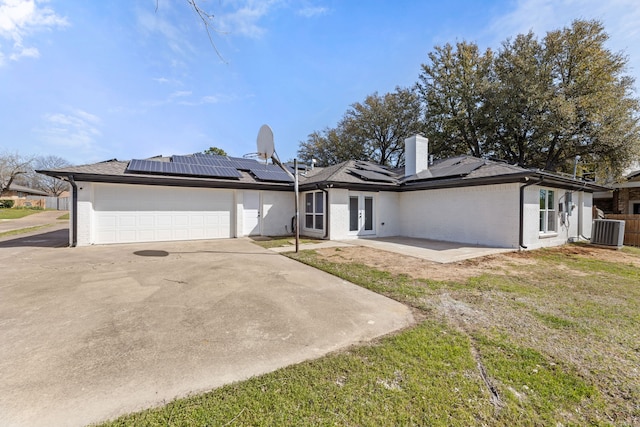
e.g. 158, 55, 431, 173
304, 191, 324, 230
539, 189, 556, 233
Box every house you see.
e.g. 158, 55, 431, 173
38, 136, 606, 249
1, 183, 50, 198
593, 169, 640, 214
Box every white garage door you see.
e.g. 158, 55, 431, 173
93, 184, 233, 244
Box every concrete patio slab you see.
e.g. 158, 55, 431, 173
351, 237, 515, 263
271, 236, 514, 263
0, 237, 413, 427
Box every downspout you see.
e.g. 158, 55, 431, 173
519, 176, 544, 249
68, 175, 78, 247
321, 186, 330, 239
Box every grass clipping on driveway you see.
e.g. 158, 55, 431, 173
103, 244, 640, 426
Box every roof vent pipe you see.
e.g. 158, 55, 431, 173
405, 135, 429, 177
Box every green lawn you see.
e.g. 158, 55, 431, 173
250, 235, 323, 249
0, 208, 40, 220
100, 244, 639, 426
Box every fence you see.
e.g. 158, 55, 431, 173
27, 196, 69, 210
605, 214, 640, 246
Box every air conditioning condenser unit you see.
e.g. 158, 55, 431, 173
590, 219, 625, 248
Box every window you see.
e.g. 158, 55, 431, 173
304, 191, 324, 230
539, 189, 556, 233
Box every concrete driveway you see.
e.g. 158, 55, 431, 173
0, 236, 413, 427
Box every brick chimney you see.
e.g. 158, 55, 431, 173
404, 135, 429, 177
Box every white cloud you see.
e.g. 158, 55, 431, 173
297, 6, 328, 18
145, 89, 241, 107
136, 2, 196, 60
178, 94, 225, 106
38, 108, 102, 150
217, 0, 283, 39
0, 0, 68, 66
169, 90, 192, 98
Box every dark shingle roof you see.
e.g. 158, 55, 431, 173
6, 184, 50, 196
37, 157, 293, 190
38, 154, 607, 192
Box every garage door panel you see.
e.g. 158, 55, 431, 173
93, 184, 233, 244
118, 215, 137, 227
173, 215, 189, 227
156, 215, 172, 227
138, 215, 155, 227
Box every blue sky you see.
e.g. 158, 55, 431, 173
1, 0, 639, 166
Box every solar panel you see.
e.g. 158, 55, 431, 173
404, 157, 486, 182
211, 166, 243, 178
249, 167, 293, 182
127, 158, 242, 179
227, 157, 263, 170
127, 159, 164, 173
354, 161, 396, 177
186, 164, 213, 176
162, 162, 189, 174
171, 155, 196, 164
429, 158, 484, 178
351, 169, 397, 183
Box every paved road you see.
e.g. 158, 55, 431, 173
0, 237, 413, 427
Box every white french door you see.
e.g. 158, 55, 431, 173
349, 193, 375, 236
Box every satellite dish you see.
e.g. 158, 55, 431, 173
256, 124, 275, 160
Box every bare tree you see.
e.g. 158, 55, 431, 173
0, 153, 33, 196
33, 155, 72, 196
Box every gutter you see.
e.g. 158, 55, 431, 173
519, 176, 544, 250
68, 175, 78, 247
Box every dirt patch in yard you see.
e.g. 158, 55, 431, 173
316, 244, 640, 282
317, 246, 534, 282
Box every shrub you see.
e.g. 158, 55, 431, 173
0, 200, 15, 209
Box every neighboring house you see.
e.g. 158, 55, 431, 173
1, 183, 50, 198
593, 170, 640, 215
38, 136, 606, 248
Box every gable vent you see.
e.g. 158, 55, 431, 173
590, 219, 625, 248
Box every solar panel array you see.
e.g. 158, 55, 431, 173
350, 169, 398, 183
347, 162, 399, 183
126, 154, 293, 183
354, 161, 397, 177
249, 166, 294, 183
404, 156, 486, 182
127, 158, 242, 179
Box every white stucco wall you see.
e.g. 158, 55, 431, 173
521, 186, 593, 250
398, 184, 521, 248
76, 181, 93, 246
327, 188, 349, 240
261, 191, 295, 236
376, 192, 400, 237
